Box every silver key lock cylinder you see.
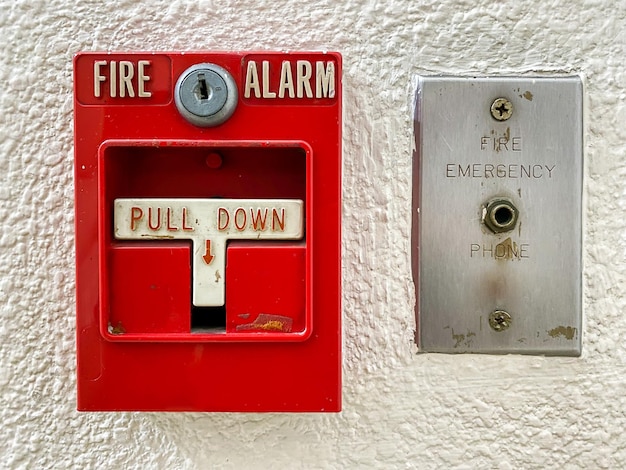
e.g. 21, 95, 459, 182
174, 63, 238, 127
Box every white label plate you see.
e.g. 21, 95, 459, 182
114, 198, 304, 307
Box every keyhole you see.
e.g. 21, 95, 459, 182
198, 73, 209, 100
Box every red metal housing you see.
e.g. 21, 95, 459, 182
74, 52, 341, 412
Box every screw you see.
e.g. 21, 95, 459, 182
489, 310, 512, 332
175, 63, 238, 127
490, 98, 513, 121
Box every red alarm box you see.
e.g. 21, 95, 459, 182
74, 52, 341, 411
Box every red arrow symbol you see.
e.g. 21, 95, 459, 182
202, 240, 214, 265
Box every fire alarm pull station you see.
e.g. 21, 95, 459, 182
413, 76, 582, 356
74, 52, 342, 411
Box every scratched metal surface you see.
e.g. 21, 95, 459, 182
415, 76, 583, 355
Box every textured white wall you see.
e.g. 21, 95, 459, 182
1, 0, 625, 468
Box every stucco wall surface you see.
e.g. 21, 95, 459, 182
1, 0, 625, 468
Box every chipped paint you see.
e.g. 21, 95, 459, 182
523, 90, 533, 101
451, 328, 476, 348
452, 331, 465, 348
259, 320, 286, 331
108, 321, 126, 335
548, 326, 577, 340
236, 313, 294, 332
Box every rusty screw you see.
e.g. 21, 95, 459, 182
490, 98, 513, 121
489, 310, 512, 332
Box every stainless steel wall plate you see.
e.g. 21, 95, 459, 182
412, 76, 583, 356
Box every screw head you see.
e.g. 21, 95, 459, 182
175, 63, 238, 127
489, 310, 512, 332
490, 98, 513, 121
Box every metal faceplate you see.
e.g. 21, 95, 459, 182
413, 76, 583, 355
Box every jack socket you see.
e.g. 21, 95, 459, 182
483, 199, 518, 233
